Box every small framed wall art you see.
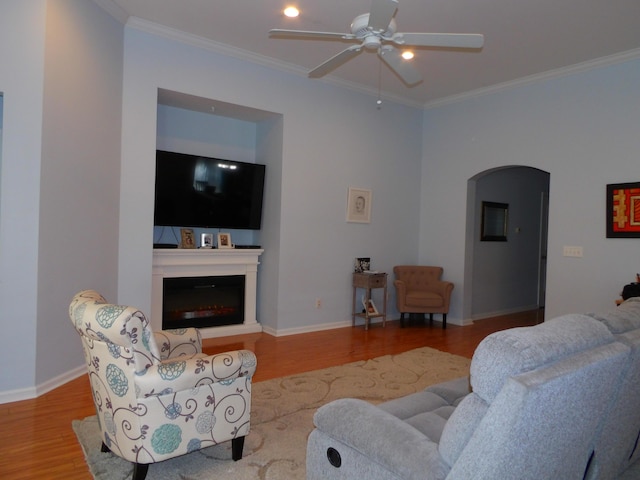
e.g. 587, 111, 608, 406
347, 187, 372, 223
217, 232, 233, 248
607, 182, 640, 238
481, 201, 508, 241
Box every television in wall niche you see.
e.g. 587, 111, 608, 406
154, 150, 266, 230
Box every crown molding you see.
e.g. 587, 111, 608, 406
126, 17, 425, 109
90, 0, 129, 24
422, 48, 640, 110
118, 14, 640, 112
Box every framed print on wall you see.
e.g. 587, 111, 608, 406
481, 201, 508, 241
607, 182, 640, 238
347, 187, 372, 223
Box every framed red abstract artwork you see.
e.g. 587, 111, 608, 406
607, 182, 640, 238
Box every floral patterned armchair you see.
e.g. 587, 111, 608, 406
69, 290, 257, 480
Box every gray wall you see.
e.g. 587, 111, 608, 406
36, 0, 124, 386
420, 57, 640, 322
0, 0, 123, 399
1, 1, 47, 397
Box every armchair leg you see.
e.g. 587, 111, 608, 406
232, 436, 245, 461
442, 314, 447, 329
132, 463, 149, 480
429, 313, 434, 325
101, 442, 110, 453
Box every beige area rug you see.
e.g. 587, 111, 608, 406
72, 346, 470, 480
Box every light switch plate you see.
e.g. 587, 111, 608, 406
563, 246, 583, 257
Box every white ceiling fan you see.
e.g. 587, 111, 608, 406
269, 0, 484, 86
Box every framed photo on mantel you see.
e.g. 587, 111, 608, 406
180, 228, 196, 249
217, 232, 233, 249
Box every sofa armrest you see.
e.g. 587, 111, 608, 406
135, 349, 257, 397
428, 280, 454, 301
154, 327, 202, 360
394, 279, 408, 310
313, 398, 449, 479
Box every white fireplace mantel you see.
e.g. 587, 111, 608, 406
152, 248, 264, 338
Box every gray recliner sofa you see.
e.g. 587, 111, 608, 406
307, 298, 640, 480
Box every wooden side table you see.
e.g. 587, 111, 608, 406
352, 272, 387, 330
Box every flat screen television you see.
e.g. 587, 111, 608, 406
154, 150, 266, 230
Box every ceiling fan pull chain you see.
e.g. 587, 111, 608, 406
377, 56, 383, 108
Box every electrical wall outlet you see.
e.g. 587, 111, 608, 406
563, 246, 583, 257
315, 298, 321, 309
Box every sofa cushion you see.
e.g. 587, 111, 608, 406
378, 377, 470, 443
405, 291, 444, 308
470, 313, 612, 402
589, 297, 640, 334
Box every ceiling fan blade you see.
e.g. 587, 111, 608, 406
308, 45, 362, 78
378, 46, 422, 86
392, 32, 484, 49
269, 29, 357, 41
368, 0, 398, 32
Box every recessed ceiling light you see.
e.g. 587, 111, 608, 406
284, 6, 299, 18
401, 51, 414, 60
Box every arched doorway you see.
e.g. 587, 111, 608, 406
463, 166, 550, 321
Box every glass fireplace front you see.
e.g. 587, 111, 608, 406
162, 275, 245, 329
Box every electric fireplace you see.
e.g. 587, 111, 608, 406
162, 275, 245, 329
151, 248, 263, 338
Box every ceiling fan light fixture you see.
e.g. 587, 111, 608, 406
363, 35, 381, 50
270, 0, 484, 87
283, 6, 299, 18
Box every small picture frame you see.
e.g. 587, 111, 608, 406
362, 297, 379, 316
355, 257, 371, 273
217, 232, 233, 249
180, 228, 196, 249
347, 187, 372, 223
481, 201, 508, 242
200, 233, 213, 248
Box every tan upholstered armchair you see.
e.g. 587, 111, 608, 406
393, 266, 454, 329
69, 290, 257, 480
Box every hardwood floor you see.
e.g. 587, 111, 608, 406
0, 310, 542, 479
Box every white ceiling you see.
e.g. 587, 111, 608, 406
98, 0, 640, 107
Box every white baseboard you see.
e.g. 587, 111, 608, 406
198, 323, 263, 339
470, 304, 540, 321
262, 319, 351, 337
0, 365, 86, 405
261, 317, 405, 337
